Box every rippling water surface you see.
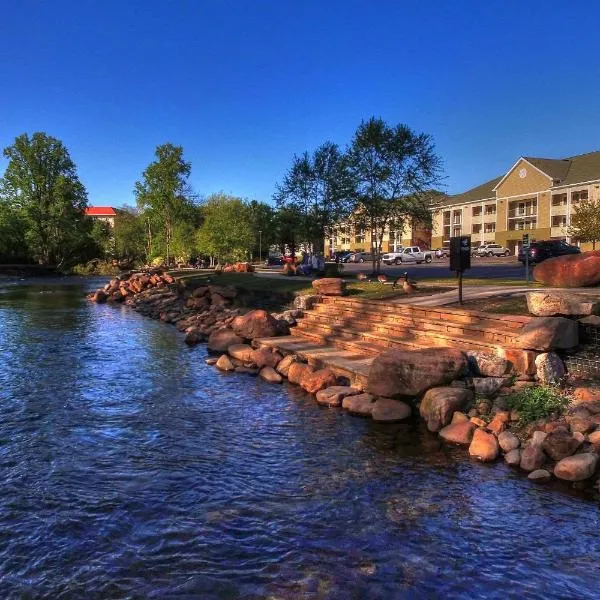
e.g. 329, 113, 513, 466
0, 278, 599, 599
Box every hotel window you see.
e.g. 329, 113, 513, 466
552, 193, 567, 207
452, 210, 462, 224
452, 226, 462, 237
443, 211, 451, 225
484, 223, 496, 234
472, 206, 482, 217
484, 204, 496, 215
552, 215, 568, 228
472, 223, 482, 234
571, 190, 588, 203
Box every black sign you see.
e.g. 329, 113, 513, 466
522, 233, 530, 248
450, 235, 471, 272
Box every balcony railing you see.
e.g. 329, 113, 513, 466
508, 208, 537, 219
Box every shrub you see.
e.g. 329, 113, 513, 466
323, 262, 344, 277
506, 385, 569, 425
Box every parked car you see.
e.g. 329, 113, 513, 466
381, 247, 405, 265
264, 255, 284, 266
518, 240, 581, 264
434, 247, 449, 259
347, 251, 374, 263
389, 246, 433, 264
333, 251, 353, 263
475, 243, 511, 257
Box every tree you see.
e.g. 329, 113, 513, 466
134, 143, 193, 265
195, 193, 254, 263
0, 132, 90, 266
113, 207, 147, 263
274, 142, 353, 253
273, 205, 303, 257
0, 200, 28, 263
247, 200, 276, 260
568, 197, 600, 250
346, 117, 442, 272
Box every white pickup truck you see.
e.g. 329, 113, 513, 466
382, 246, 433, 265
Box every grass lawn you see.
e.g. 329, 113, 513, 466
447, 294, 530, 315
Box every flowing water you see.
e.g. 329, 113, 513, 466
0, 278, 599, 599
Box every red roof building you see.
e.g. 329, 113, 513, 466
85, 206, 117, 226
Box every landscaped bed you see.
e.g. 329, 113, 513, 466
447, 294, 530, 315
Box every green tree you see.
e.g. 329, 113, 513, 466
568, 197, 600, 250
346, 117, 442, 272
274, 142, 353, 253
196, 193, 254, 263
0, 200, 28, 263
273, 205, 303, 257
247, 200, 276, 260
0, 132, 90, 266
113, 207, 147, 263
134, 143, 193, 265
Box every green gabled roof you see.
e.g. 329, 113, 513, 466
559, 151, 600, 186
439, 175, 502, 207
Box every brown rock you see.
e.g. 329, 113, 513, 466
542, 430, 582, 461
342, 393, 376, 416
526, 291, 600, 317
251, 348, 282, 369
469, 417, 486, 428
528, 469, 552, 483
215, 354, 235, 372
533, 250, 600, 288
567, 417, 594, 434
439, 421, 476, 445
205, 357, 218, 365
207, 328, 244, 352
487, 412, 510, 436
302, 368, 337, 394
467, 351, 509, 377
515, 317, 579, 351
502, 348, 537, 377
498, 431, 520, 452
276, 354, 299, 378
505, 448, 521, 466
367, 348, 469, 398
587, 430, 600, 444
287, 362, 315, 386
227, 344, 256, 363
451, 411, 469, 424
419, 387, 473, 432
231, 309, 280, 339
468, 428, 499, 462
311, 277, 346, 296
91, 290, 107, 303
371, 398, 412, 422
573, 387, 600, 404
554, 453, 599, 481
184, 327, 204, 345
259, 366, 283, 383
471, 377, 511, 397
519, 445, 545, 472
315, 386, 360, 407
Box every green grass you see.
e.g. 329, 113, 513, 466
420, 277, 542, 287
506, 385, 570, 425
447, 294, 530, 315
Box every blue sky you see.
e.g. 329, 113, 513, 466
1, 0, 599, 206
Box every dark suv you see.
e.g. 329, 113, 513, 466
518, 240, 580, 264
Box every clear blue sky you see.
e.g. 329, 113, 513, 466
1, 0, 599, 206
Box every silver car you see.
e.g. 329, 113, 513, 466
475, 243, 511, 257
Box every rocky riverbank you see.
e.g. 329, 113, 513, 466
88, 272, 600, 496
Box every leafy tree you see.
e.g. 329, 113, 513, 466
195, 193, 254, 263
273, 205, 303, 257
247, 200, 277, 260
346, 117, 442, 272
113, 207, 147, 263
568, 197, 600, 250
274, 142, 353, 253
0, 200, 28, 262
0, 132, 90, 266
134, 143, 194, 265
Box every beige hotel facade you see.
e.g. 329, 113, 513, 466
432, 151, 600, 254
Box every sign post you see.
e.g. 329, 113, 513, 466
450, 235, 471, 305
523, 233, 530, 284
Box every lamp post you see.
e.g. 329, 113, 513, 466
259, 230, 262, 263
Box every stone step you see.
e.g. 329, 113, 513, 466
320, 296, 531, 330
305, 310, 521, 346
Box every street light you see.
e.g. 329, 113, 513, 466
259, 230, 262, 263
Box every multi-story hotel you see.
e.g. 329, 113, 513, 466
432, 151, 600, 254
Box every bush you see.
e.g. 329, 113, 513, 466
506, 385, 569, 425
323, 262, 344, 277
72, 260, 121, 276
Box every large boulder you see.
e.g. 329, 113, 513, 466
515, 317, 578, 351
227, 344, 256, 363
259, 366, 283, 384
251, 348, 282, 369
287, 362, 315, 386
419, 387, 473, 432
554, 453, 599, 481
501, 349, 537, 377
535, 352, 566, 384
533, 250, 600, 288
367, 348, 469, 398
276, 354, 299, 377
467, 351, 509, 377
519, 445, 545, 472
498, 431, 520, 452
301, 368, 337, 394
311, 278, 346, 296
526, 291, 600, 317
439, 421, 476, 445
371, 398, 412, 422
231, 309, 280, 339
542, 429, 582, 461
468, 428, 499, 462
207, 328, 244, 352
315, 386, 360, 407
342, 393, 377, 416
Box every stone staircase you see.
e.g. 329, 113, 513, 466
257, 296, 534, 389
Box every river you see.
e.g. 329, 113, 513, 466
0, 278, 599, 599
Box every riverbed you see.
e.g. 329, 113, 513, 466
0, 279, 599, 599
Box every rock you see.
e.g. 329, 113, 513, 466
470, 417, 487, 428
515, 317, 579, 351
528, 469, 552, 483
573, 387, 600, 404
227, 344, 256, 363
587, 430, 600, 444
567, 417, 594, 434
535, 352, 566, 384
520, 445, 545, 472
579, 315, 600, 326
287, 362, 315, 386
315, 386, 360, 407
476, 401, 491, 415
215, 354, 235, 372
542, 430, 582, 461
205, 357, 219, 365
184, 327, 204, 345
311, 278, 346, 296
505, 448, 521, 466
259, 366, 283, 383
471, 377, 511, 397
372, 398, 412, 422
451, 411, 469, 424
208, 284, 237, 299
439, 421, 476, 445
342, 393, 376, 416
573, 431, 586, 443
301, 368, 337, 395
207, 328, 244, 352
231, 309, 280, 339
530, 430, 548, 448
554, 453, 599, 481
294, 295, 319, 310
468, 429, 499, 462
251, 348, 282, 369
533, 250, 600, 288
276, 354, 299, 378
419, 387, 473, 432
467, 351, 509, 377
526, 291, 600, 317
91, 290, 107, 303
498, 431, 520, 452
487, 411, 510, 435
367, 348, 469, 398
501, 348, 538, 377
